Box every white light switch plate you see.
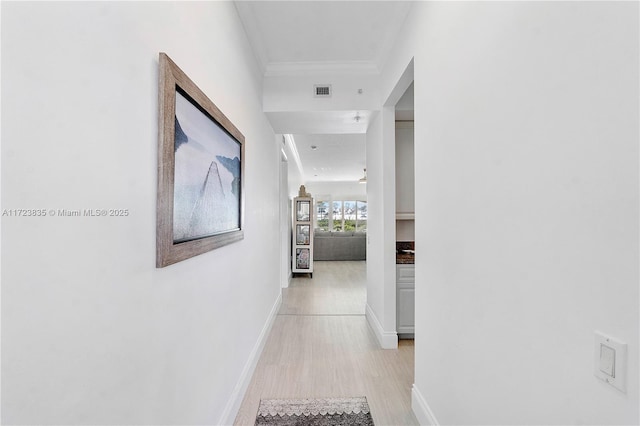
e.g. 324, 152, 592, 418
594, 331, 627, 393
599, 344, 615, 377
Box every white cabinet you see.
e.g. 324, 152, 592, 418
292, 196, 313, 276
396, 264, 415, 336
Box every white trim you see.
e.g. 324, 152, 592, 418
383, 58, 414, 107
284, 134, 305, 181
218, 292, 282, 425
365, 303, 398, 349
411, 384, 439, 426
395, 212, 415, 220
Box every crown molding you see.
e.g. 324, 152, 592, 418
285, 134, 305, 180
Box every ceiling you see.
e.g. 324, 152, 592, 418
293, 134, 367, 182
235, 1, 411, 74
267, 110, 376, 135
235, 1, 412, 182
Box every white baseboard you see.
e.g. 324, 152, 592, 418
412, 384, 439, 425
365, 303, 398, 349
218, 291, 282, 425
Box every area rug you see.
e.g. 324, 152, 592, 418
255, 396, 374, 426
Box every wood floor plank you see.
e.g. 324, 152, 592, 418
234, 261, 418, 426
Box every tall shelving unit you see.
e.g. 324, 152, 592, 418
292, 196, 313, 277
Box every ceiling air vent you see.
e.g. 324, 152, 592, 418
314, 84, 332, 98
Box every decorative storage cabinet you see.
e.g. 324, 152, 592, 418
292, 196, 314, 276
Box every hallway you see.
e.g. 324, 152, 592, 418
234, 261, 418, 425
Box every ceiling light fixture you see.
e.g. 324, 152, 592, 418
358, 168, 367, 184
311, 145, 317, 150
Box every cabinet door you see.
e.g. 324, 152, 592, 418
296, 224, 310, 245
296, 200, 311, 221
295, 248, 311, 270
397, 285, 415, 333
396, 264, 415, 334
396, 264, 415, 283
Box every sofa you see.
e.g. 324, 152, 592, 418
313, 231, 366, 261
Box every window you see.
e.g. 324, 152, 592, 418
356, 201, 367, 232
316, 200, 329, 231
343, 201, 356, 231
332, 201, 343, 231
316, 198, 366, 232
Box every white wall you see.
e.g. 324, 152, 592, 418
2, 2, 280, 424
280, 134, 304, 199
395, 121, 415, 241
381, 2, 639, 424
395, 121, 414, 214
396, 221, 414, 242
279, 146, 291, 288
264, 73, 380, 113
365, 107, 399, 349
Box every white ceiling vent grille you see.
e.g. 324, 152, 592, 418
314, 84, 332, 97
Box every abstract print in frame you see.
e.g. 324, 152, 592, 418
157, 53, 244, 267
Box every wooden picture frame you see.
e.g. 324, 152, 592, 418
157, 53, 244, 267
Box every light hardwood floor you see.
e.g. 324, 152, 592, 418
234, 261, 418, 426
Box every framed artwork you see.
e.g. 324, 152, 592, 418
157, 53, 245, 267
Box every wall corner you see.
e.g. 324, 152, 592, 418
365, 303, 398, 349
412, 384, 439, 426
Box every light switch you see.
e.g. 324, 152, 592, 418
594, 331, 627, 393
599, 344, 615, 377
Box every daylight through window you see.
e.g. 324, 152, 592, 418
316, 199, 366, 232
